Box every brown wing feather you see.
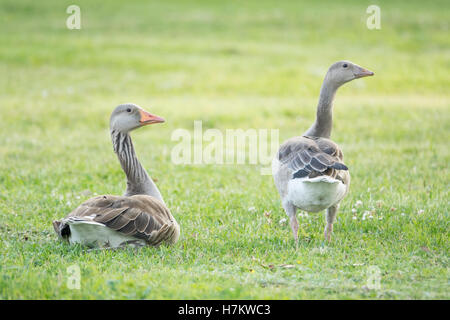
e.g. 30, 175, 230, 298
278, 136, 347, 179
64, 195, 179, 245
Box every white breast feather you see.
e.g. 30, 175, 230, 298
287, 176, 346, 212
65, 217, 145, 248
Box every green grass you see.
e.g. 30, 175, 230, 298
0, 0, 449, 299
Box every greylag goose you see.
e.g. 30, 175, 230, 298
53, 103, 180, 248
272, 61, 374, 243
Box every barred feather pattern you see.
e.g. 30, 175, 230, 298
110, 130, 164, 201
112, 130, 147, 185
277, 135, 348, 179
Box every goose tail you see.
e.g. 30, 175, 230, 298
52, 219, 70, 241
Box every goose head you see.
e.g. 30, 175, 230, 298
110, 103, 165, 133
325, 61, 374, 88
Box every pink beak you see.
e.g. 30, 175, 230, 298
354, 67, 374, 78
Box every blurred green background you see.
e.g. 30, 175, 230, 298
0, 0, 448, 299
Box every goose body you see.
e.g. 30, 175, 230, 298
272, 136, 350, 213
272, 61, 373, 243
53, 103, 180, 248
54, 195, 179, 248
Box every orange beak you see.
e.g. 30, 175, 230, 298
139, 109, 165, 125
354, 67, 374, 78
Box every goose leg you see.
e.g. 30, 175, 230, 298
324, 204, 338, 242
283, 201, 299, 246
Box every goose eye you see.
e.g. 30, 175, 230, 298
343, 64, 348, 68
126, 108, 131, 112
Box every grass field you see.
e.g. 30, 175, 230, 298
0, 0, 449, 299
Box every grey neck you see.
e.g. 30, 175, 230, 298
111, 130, 165, 203
304, 77, 338, 139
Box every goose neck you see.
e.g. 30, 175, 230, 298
110, 130, 165, 203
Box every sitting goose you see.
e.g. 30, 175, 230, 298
272, 61, 374, 243
53, 103, 180, 248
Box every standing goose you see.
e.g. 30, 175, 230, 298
53, 103, 180, 248
272, 61, 374, 243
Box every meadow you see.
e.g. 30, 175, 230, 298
0, 0, 448, 299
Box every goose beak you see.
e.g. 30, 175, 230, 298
139, 109, 165, 125
354, 67, 374, 78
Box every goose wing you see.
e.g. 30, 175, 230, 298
56, 195, 179, 246
277, 136, 348, 179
